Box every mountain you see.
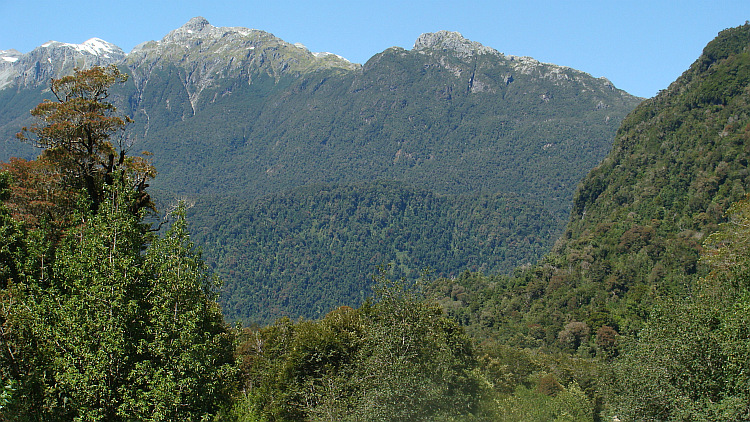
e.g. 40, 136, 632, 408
433, 22, 750, 348
0, 18, 642, 323
0, 38, 124, 90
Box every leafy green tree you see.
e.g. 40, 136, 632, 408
234, 272, 481, 421
0, 172, 25, 288
1, 67, 236, 421
126, 204, 237, 420
1, 182, 237, 421
608, 195, 750, 420
347, 275, 480, 421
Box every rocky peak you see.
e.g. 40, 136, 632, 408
413, 31, 500, 58
125, 17, 358, 116
40, 38, 125, 59
0, 39, 124, 90
0, 49, 22, 62
182, 16, 211, 32
161, 16, 215, 43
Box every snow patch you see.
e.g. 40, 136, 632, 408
313, 51, 350, 62
40, 38, 121, 57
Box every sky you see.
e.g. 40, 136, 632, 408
1, 0, 749, 98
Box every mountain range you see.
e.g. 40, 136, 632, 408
0, 17, 642, 323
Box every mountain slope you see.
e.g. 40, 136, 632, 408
434, 22, 750, 347
0, 18, 642, 322
128, 28, 639, 207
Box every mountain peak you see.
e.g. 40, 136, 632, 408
0, 49, 21, 63
413, 31, 500, 58
39, 38, 124, 58
162, 16, 215, 43
183, 16, 211, 31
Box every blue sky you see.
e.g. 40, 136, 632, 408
1, 0, 748, 98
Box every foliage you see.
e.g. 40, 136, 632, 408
0, 183, 237, 421
0, 157, 78, 228
15, 65, 155, 214
233, 273, 481, 421
189, 182, 563, 324
0, 172, 25, 288
490, 384, 593, 422
607, 194, 750, 420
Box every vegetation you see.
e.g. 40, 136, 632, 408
0, 69, 235, 421
188, 182, 563, 324
228, 274, 480, 421
3, 21, 750, 421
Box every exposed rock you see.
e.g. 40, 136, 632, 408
0, 39, 124, 90
413, 31, 501, 58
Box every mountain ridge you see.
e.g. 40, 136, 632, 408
1, 17, 634, 98
0, 17, 643, 323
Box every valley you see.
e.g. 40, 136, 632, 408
3, 17, 750, 421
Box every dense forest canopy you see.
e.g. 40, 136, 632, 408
188, 182, 564, 324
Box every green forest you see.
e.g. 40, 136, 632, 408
188, 182, 563, 324
3, 22, 750, 421
0, 27, 642, 327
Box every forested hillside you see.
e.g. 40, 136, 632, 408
4, 20, 750, 422
433, 21, 750, 342
422, 22, 750, 420
0, 18, 642, 323
189, 182, 562, 324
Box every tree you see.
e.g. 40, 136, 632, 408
233, 271, 481, 422
1, 181, 237, 421
0, 172, 25, 288
0, 157, 77, 229
1, 67, 235, 420
127, 204, 237, 420
16, 65, 154, 214
346, 275, 480, 421
607, 195, 750, 420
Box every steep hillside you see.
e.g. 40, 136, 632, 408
0, 18, 642, 323
188, 182, 563, 324
435, 23, 750, 347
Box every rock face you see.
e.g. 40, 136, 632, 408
413, 30, 501, 58
0, 39, 124, 90
125, 17, 358, 115
1, 17, 357, 103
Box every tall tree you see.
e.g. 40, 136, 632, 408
1, 67, 236, 421
234, 272, 481, 421
1, 180, 237, 421
16, 65, 154, 214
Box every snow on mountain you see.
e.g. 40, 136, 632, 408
0, 38, 125, 90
